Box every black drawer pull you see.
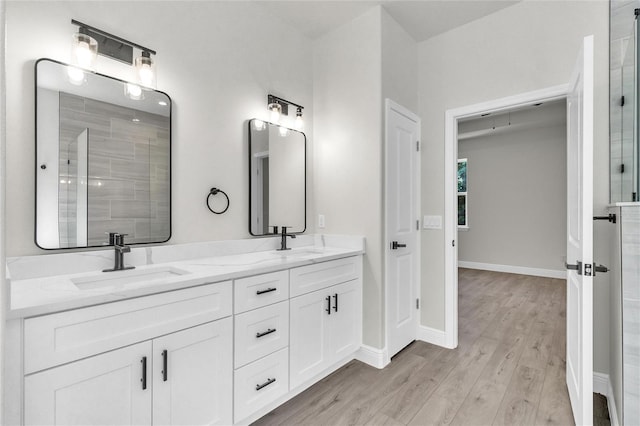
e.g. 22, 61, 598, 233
256, 377, 276, 391
162, 349, 168, 382
141, 356, 147, 390
256, 328, 276, 338
333, 293, 338, 312
256, 287, 277, 295
326, 295, 331, 315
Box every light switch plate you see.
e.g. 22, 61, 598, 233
423, 215, 442, 230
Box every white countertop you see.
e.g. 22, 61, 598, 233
8, 235, 365, 319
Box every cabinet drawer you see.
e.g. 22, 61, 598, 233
24, 281, 232, 374
234, 301, 289, 368
290, 256, 360, 297
234, 348, 289, 423
234, 270, 288, 313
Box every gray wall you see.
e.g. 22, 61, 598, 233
457, 102, 567, 273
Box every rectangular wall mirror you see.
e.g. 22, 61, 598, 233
248, 119, 306, 236
35, 58, 171, 249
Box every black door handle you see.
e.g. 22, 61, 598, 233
141, 356, 148, 390
256, 328, 277, 338
162, 350, 168, 382
391, 241, 406, 250
333, 293, 338, 312
326, 296, 331, 315
565, 260, 582, 275
256, 377, 276, 391
256, 287, 277, 295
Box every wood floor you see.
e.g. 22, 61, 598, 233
253, 268, 574, 426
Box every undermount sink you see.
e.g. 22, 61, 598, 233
71, 266, 189, 290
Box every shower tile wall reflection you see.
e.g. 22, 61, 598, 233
58, 93, 170, 247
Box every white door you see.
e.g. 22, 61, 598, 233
153, 318, 233, 426
24, 341, 152, 425
566, 34, 594, 426
385, 99, 420, 358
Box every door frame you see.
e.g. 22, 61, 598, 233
384, 98, 421, 365
443, 84, 569, 349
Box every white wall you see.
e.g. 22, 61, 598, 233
458, 103, 567, 273
382, 10, 418, 113
417, 0, 611, 372
0, 0, 7, 417
5, 1, 314, 256
313, 6, 383, 348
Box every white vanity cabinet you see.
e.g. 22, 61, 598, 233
289, 257, 362, 390
21, 281, 234, 426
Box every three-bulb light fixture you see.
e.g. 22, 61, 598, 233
69, 20, 157, 100
261, 94, 304, 136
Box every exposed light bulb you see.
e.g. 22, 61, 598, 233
294, 107, 304, 131
135, 52, 155, 88
268, 102, 282, 124
71, 31, 97, 71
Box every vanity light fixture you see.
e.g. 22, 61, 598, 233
71, 19, 157, 88
267, 94, 304, 129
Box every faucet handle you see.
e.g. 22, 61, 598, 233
105, 232, 119, 245
114, 233, 129, 246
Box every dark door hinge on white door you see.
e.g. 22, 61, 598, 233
416, 141, 420, 151
416, 299, 419, 309
416, 220, 419, 230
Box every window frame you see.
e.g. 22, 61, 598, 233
457, 158, 468, 229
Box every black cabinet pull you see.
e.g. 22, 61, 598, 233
256, 328, 276, 338
325, 295, 331, 315
256, 377, 276, 391
141, 356, 147, 390
256, 287, 277, 295
333, 293, 338, 312
162, 350, 168, 382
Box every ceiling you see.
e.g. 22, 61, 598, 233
255, 1, 521, 42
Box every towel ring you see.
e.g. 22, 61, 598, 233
206, 187, 230, 215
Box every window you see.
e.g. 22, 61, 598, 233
458, 158, 468, 228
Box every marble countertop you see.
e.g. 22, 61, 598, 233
8, 235, 364, 319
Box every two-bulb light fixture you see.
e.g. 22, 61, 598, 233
265, 94, 304, 134
69, 20, 157, 99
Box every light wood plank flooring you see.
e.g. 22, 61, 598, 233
253, 269, 574, 426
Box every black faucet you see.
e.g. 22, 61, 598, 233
278, 226, 296, 251
103, 233, 135, 272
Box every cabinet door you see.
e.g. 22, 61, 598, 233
289, 289, 331, 390
152, 318, 233, 426
24, 341, 152, 426
328, 280, 362, 362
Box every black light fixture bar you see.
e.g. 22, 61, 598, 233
72, 19, 156, 64
268, 94, 304, 116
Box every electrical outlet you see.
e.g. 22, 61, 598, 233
318, 214, 325, 229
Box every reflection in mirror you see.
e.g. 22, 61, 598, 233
36, 58, 171, 249
611, 2, 640, 202
249, 119, 306, 236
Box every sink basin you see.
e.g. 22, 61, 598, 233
71, 266, 189, 290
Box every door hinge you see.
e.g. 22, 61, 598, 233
416, 220, 419, 230
452, 240, 455, 247
416, 298, 420, 309
416, 141, 420, 151
621, 95, 626, 107
621, 163, 625, 173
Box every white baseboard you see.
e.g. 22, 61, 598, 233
593, 372, 620, 426
355, 344, 389, 369
416, 325, 455, 348
458, 261, 566, 279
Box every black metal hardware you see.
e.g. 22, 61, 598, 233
584, 263, 592, 276
416, 141, 420, 151
256, 328, 276, 338
391, 241, 407, 250
40, 164, 46, 170
621, 95, 626, 107
206, 188, 230, 215
141, 356, 147, 390
162, 350, 168, 382
333, 293, 338, 313
635, 7, 639, 17
593, 214, 616, 223
621, 164, 625, 173
71, 19, 156, 64
452, 240, 455, 247
416, 299, 420, 309
566, 260, 583, 275
278, 226, 297, 251
267, 94, 304, 117
594, 264, 609, 276
256, 377, 276, 391
256, 287, 277, 295
103, 233, 135, 272
326, 296, 331, 315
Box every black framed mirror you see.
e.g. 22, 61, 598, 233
248, 119, 306, 236
35, 58, 172, 249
